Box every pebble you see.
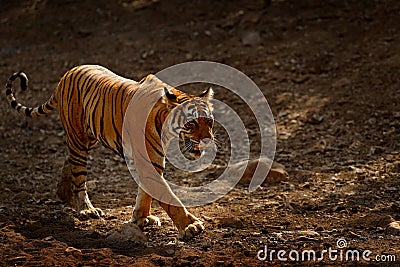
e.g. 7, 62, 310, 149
386, 221, 400, 236
241, 31, 261, 46
202, 215, 213, 222
386, 161, 400, 173
106, 222, 147, 242
65, 247, 82, 255
218, 217, 244, 228
231, 158, 288, 186
298, 230, 320, 237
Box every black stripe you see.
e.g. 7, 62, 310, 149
145, 134, 164, 157
11, 101, 17, 108
71, 171, 88, 177
72, 180, 86, 189
75, 66, 98, 102
25, 108, 31, 117
114, 140, 123, 156
110, 82, 127, 145
68, 148, 87, 163
68, 156, 86, 166
89, 93, 101, 137
20, 76, 27, 90
72, 188, 86, 193
9, 74, 17, 81
16, 105, 22, 112
155, 109, 164, 135
99, 89, 107, 139
151, 161, 165, 172
45, 103, 55, 110
5, 88, 12, 95
38, 106, 45, 114
67, 66, 92, 104
176, 112, 183, 127
77, 72, 93, 102
82, 74, 100, 100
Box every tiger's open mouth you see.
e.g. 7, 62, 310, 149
183, 138, 206, 159
185, 138, 201, 151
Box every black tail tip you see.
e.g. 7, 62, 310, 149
18, 72, 28, 91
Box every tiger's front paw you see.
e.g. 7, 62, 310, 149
134, 215, 161, 228
177, 214, 204, 240
178, 219, 204, 240
78, 207, 105, 220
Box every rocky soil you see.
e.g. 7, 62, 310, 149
0, 0, 399, 266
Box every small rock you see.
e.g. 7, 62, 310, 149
165, 240, 177, 256
241, 31, 261, 46
386, 161, 400, 173
231, 158, 288, 186
106, 222, 147, 242
218, 217, 244, 228
348, 231, 362, 238
300, 182, 311, 189
76, 28, 92, 38
309, 114, 324, 124
377, 215, 395, 228
185, 52, 193, 60
232, 240, 243, 248
43, 236, 54, 241
203, 215, 213, 222
291, 75, 309, 84
240, 11, 262, 25
349, 166, 364, 174
165, 248, 175, 255
273, 232, 287, 242
298, 230, 319, 237
347, 214, 394, 229
332, 77, 351, 88
386, 221, 400, 236
65, 247, 82, 255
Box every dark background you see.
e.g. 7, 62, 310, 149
0, 0, 399, 266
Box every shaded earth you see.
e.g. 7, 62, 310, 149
0, 0, 399, 266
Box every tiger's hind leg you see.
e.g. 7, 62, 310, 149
57, 132, 104, 219
57, 159, 73, 203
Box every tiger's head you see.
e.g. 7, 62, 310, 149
163, 86, 214, 159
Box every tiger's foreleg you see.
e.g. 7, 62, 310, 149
132, 187, 161, 227
159, 201, 204, 240
135, 137, 204, 239
132, 176, 204, 238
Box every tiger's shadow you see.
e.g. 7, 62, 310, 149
10, 207, 170, 258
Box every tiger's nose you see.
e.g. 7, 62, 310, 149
198, 138, 213, 150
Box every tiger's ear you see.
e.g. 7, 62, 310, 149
163, 86, 177, 102
199, 87, 214, 99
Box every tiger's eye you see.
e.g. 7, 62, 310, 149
187, 120, 198, 128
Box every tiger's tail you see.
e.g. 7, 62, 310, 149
5, 72, 57, 118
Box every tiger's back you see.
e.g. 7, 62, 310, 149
56, 65, 139, 156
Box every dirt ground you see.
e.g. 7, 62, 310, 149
0, 0, 399, 266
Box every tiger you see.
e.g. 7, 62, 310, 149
5, 65, 215, 239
